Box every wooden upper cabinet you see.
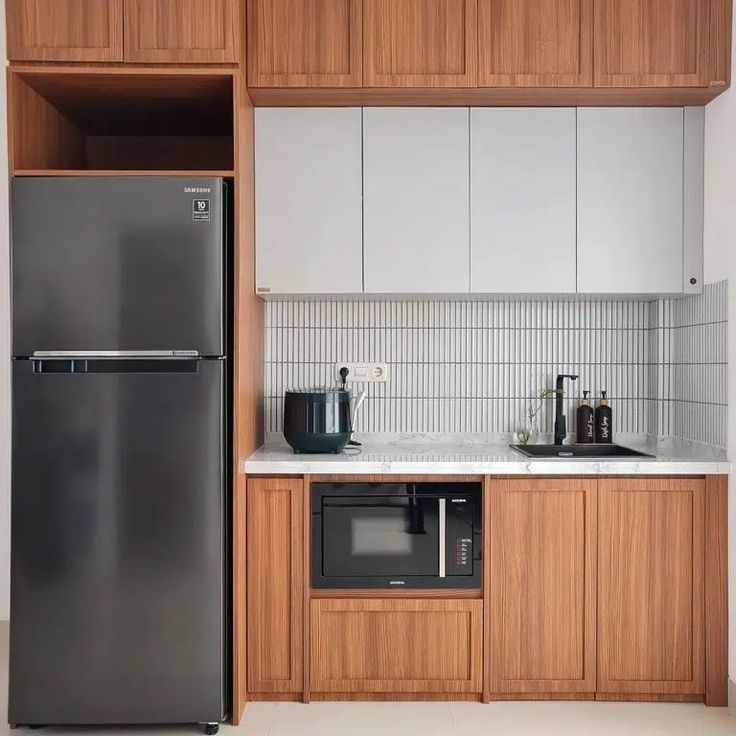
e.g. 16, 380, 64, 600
598, 478, 705, 696
478, 0, 593, 87
125, 0, 239, 63
6, 0, 124, 62
595, 0, 710, 87
247, 0, 362, 87
363, 0, 477, 87
487, 479, 597, 694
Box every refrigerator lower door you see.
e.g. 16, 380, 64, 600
9, 358, 226, 725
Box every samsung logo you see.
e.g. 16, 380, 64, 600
389, 580, 406, 586
184, 187, 211, 193
451, 499, 467, 503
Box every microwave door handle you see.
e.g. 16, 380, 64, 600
439, 498, 446, 578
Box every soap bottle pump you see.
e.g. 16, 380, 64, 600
576, 390, 595, 444
595, 391, 613, 444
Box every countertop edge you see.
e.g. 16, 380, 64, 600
243, 460, 731, 476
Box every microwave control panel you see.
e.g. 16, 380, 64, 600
446, 498, 476, 576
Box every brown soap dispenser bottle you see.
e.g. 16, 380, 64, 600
576, 391, 595, 444
595, 391, 613, 444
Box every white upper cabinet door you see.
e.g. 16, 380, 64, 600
577, 108, 684, 294
363, 108, 470, 294
255, 108, 363, 295
470, 108, 576, 294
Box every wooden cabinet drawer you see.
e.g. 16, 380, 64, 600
6, 0, 124, 62
310, 599, 482, 693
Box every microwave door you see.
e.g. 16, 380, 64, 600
321, 497, 441, 579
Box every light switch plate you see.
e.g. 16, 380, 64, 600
335, 363, 388, 383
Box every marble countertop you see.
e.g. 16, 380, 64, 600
244, 434, 730, 476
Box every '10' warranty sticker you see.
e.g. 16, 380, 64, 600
193, 199, 211, 222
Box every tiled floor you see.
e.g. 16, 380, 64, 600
1, 622, 733, 736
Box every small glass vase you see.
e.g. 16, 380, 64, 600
514, 422, 537, 445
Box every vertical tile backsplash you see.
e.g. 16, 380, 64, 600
264, 284, 727, 447
657, 281, 728, 446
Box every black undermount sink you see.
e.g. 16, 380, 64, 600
510, 444, 655, 459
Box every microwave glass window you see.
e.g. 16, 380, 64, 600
322, 499, 439, 578
351, 516, 414, 556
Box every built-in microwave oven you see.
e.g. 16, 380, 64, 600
312, 482, 482, 589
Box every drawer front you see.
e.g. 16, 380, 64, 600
310, 599, 482, 692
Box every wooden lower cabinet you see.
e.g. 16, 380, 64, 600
487, 479, 597, 695
246, 477, 304, 694
310, 599, 483, 693
597, 478, 705, 696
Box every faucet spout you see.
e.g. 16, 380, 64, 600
553, 374, 579, 445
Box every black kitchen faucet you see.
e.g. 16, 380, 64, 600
553, 374, 579, 445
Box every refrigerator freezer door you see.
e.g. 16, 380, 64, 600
11, 177, 226, 357
9, 359, 226, 725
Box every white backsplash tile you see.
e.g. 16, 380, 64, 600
264, 282, 728, 448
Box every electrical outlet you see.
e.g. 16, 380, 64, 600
335, 362, 388, 383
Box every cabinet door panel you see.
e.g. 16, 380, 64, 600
246, 478, 303, 693
363, 0, 477, 87
6, 0, 124, 62
363, 108, 470, 294
125, 0, 238, 63
255, 108, 363, 295
478, 0, 593, 87
594, 0, 709, 87
311, 599, 482, 692
248, 0, 362, 87
471, 108, 576, 294
577, 108, 684, 294
598, 478, 704, 695
487, 479, 596, 694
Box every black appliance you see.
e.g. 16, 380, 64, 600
284, 387, 352, 454
312, 482, 482, 588
9, 176, 231, 731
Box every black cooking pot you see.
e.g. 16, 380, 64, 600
283, 388, 352, 454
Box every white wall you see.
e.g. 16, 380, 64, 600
703, 8, 736, 688
0, 0, 10, 622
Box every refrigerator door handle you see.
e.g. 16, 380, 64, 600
31, 350, 200, 359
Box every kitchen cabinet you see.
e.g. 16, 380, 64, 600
6, 0, 238, 64
363, 0, 477, 87
487, 479, 597, 695
125, 0, 239, 63
255, 108, 363, 295
594, 0, 709, 87
363, 108, 470, 294
577, 108, 687, 294
470, 108, 577, 294
310, 599, 482, 693
246, 477, 304, 694
247, 0, 362, 87
477, 0, 593, 87
597, 478, 705, 696
6, 0, 124, 62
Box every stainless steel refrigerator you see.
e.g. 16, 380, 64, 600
9, 177, 231, 730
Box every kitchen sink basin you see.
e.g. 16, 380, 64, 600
510, 443, 655, 459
